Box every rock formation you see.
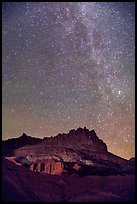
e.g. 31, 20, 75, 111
43, 127, 107, 151
2, 133, 42, 157
14, 127, 107, 157
3, 127, 135, 176
2, 127, 135, 202
29, 159, 64, 175
2, 158, 135, 202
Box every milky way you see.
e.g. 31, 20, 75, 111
2, 2, 135, 159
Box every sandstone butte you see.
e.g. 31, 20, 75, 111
4, 127, 134, 176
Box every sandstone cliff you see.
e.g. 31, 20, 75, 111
3, 127, 134, 176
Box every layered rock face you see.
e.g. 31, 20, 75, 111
29, 159, 64, 175
2, 128, 135, 202
2, 158, 135, 202
4, 127, 134, 176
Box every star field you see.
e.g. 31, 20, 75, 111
2, 2, 135, 159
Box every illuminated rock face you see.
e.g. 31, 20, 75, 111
2, 158, 135, 202
73, 164, 82, 171
29, 159, 64, 175
4, 127, 131, 176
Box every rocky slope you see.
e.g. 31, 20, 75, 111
2, 133, 42, 157
2, 127, 135, 202
14, 128, 107, 156
2, 158, 135, 202
3, 127, 134, 176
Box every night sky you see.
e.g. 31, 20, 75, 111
2, 2, 135, 159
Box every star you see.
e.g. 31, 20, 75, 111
2, 2, 135, 159
118, 90, 121, 95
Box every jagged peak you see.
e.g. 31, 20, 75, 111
42, 127, 107, 151
21, 133, 28, 137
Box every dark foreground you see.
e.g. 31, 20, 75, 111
2, 158, 135, 202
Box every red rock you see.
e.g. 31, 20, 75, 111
35, 162, 41, 172
44, 160, 64, 175
29, 163, 34, 171
30, 159, 64, 175
2, 158, 135, 202
73, 164, 81, 171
